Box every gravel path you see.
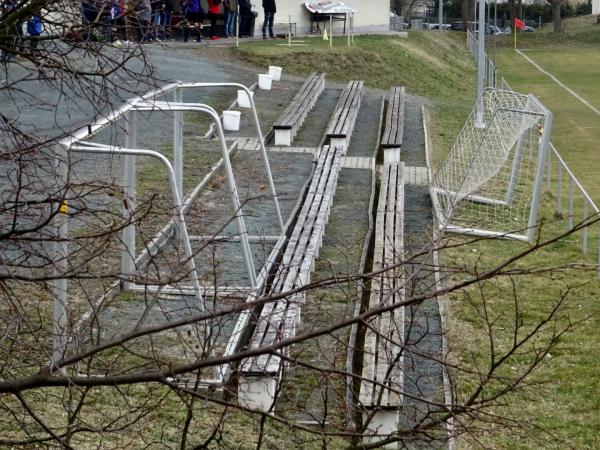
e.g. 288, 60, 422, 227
347, 92, 384, 157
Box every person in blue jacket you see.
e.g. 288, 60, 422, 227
27, 14, 43, 51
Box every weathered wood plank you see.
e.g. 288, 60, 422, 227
381, 86, 406, 148
273, 72, 325, 134
360, 163, 405, 408
242, 145, 345, 376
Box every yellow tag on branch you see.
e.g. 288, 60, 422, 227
59, 202, 68, 214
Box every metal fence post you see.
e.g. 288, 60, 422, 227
568, 177, 574, 229
557, 164, 562, 215
174, 87, 183, 200
583, 201, 589, 254
173, 88, 184, 240
121, 111, 137, 291
527, 107, 553, 242
52, 143, 69, 365
546, 148, 552, 191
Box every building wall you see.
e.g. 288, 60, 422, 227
253, 0, 390, 35
594, 0, 600, 14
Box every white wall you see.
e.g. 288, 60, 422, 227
253, 0, 390, 36
594, 0, 600, 15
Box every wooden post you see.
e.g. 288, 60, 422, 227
236, 5, 240, 47
347, 13, 350, 47
329, 14, 333, 48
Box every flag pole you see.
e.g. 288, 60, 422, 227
514, 22, 516, 49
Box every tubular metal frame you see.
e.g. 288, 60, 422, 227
70, 144, 205, 308
133, 100, 259, 288
177, 82, 285, 232
51, 82, 286, 377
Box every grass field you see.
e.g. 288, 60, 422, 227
495, 46, 600, 202
231, 22, 600, 449
233, 31, 476, 165
445, 17, 600, 449
230, 22, 600, 449
494, 14, 600, 48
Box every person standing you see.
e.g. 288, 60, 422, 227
150, 0, 165, 41
223, 0, 236, 38
135, 0, 152, 42
1, 0, 20, 61
26, 13, 43, 52
182, 0, 204, 42
261, 0, 275, 39
207, 0, 220, 40
238, 0, 252, 37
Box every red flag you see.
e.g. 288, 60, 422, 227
514, 18, 526, 30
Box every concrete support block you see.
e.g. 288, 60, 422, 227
384, 147, 401, 164
330, 137, 347, 152
238, 376, 277, 413
275, 129, 292, 146
363, 409, 400, 449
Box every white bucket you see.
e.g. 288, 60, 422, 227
268, 66, 282, 81
222, 110, 241, 131
258, 73, 273, 90
237, 90, 254, 108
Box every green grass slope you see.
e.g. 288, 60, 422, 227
233, 31, 476, 163
231, 26, 600, 449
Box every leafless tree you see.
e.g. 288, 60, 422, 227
0, 4, 592, 447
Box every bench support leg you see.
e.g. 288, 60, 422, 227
330, 138, 347, 152
383, 147, 401, 164
238, 376, 278, 413
274, 129, 292, 146
363, 409, 400, 449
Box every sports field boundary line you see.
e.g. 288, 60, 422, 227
515, 49, 600, 117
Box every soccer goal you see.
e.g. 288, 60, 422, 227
432, 88, 553, 242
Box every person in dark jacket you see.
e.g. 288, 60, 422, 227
1, 0, 22, 61
238, 0, 252, 37
181, 0, 203, 42
261, 0, 275, 39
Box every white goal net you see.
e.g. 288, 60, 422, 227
432, 88, 553, 242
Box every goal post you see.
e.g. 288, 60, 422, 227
432, 88, 553, 242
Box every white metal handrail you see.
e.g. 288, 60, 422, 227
50, 80, 286, 368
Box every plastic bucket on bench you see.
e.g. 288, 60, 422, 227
258, 73, 273, 90
268, 66, 282, 81
222, 110, 241, 131
237, 90, 254, 108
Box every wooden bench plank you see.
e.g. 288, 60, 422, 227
242, 146, 345, 375
325, 81, 364, 139
277, 75, 320, 127
381, 87, 406, 148
273, 72, 325, 130
245, 148, 333, 360
360, 163, 405, 409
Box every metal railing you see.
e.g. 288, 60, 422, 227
545, 144, 600, 275
466, 30, 600, 275
52, 82, 286, 369
467, 30, 503, 90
